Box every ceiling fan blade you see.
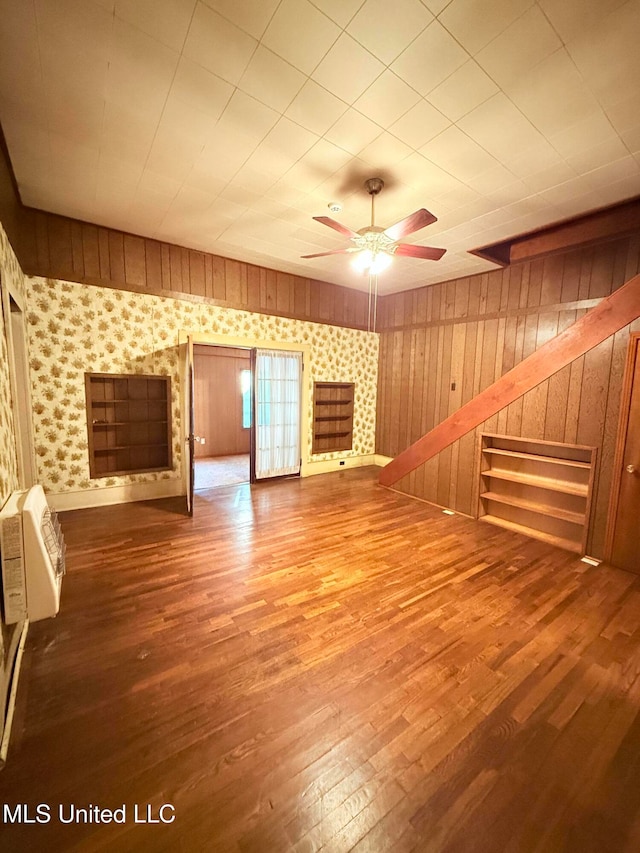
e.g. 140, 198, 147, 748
395, 243, 446, 261
384, 209, 437, 241
312, 216, 360, 240
301, 248, 356, 259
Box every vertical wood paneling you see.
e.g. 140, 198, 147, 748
212, 256, 226, 300
146, 241, 162, 290
246, 265, 260, 311
376, 236, 640, 558
265, 270, 277, 314
19, 210, 370, 329
225, 259, 242, 305
35, 211, 50, 271
108, 231, 125, 282
169, 245, 182, 290
276, 272, 293, 314
49, 216, 74, 279
189, 251, 206, 297
70, 221, 84, 278
180, 248, 190, 292
98, 228, 110, 280
123, 234, 146, 287
82, 224, 100, 280
160, 244, 171, 290
592, 327, 631, 554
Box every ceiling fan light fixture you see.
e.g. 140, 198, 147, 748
351, 248, 393, 274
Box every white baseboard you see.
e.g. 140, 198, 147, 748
47, 479, 184, 512
46, 456, 393, 509
302, 454, 378, 476
374, 454, 393, 467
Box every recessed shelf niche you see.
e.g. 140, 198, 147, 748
478, 433, 596, 555
85, 373, 172, 478
312, 382, 354, 454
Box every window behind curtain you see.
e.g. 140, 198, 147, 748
241, 368, 251, 429
254, 349, 302, 479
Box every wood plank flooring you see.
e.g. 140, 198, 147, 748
2, 467, 640, 852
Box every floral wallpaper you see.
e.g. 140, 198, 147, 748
24, 276, 379, 495
0, 222, 22, 506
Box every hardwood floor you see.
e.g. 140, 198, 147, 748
2, 467, 640, 852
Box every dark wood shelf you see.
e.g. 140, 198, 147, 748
312, 382, 354, 454
86, 373, 172, 478
314, 431, 351, 440
92, 421, 168, 426
94, 444, 169, 452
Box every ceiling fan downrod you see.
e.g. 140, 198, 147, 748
364, 177, 384, 228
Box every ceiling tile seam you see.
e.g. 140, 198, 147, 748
354, 70, 444, 137
131, 1, 221, 232
199, 0, 284, 42
237, 54, 349, 134
430, 4, 623, 177
308, 0, 367, 30
214, 4, 355, 173
503, 49, 628, 173
533, 6, 636, 163
436, 0, 537, 55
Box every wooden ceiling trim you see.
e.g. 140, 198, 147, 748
470, 197, 640, 269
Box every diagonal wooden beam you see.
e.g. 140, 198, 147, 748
379, 273, 640, 487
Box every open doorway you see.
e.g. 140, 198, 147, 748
2, 284, 36, 488
193, 344, 250, 490
183, 335, 307, 512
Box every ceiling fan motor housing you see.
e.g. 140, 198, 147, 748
364, 177, 384, 196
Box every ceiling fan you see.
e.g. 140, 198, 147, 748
301, 178, 446, 274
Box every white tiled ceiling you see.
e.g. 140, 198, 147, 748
1, 0, 639, 295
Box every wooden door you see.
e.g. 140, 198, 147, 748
249, 348, 256, 484
609, 336, 640, 572
193, 345, 250, 457
185, 335, 195, 516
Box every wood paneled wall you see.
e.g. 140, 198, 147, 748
15, 208, 371, 330
376, 234, 640, 558
194, 345, 250, 458
0, 131, 22, 256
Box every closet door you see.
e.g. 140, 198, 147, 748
609, 335, 640, 572
254, 349, 302, 480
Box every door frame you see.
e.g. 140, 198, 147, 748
604, 332, 640, 561
1, 276, 37, 488
178, 331, 311, 493
253, 347, 304, 481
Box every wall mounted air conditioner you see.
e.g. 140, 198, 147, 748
0, 485, 65, 624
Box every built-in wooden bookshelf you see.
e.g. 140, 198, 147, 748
312, 382, 354, 454
85, 373, 172, 478
478, 434, 597, 554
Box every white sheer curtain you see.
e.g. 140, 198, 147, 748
254, 349, 302, 479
